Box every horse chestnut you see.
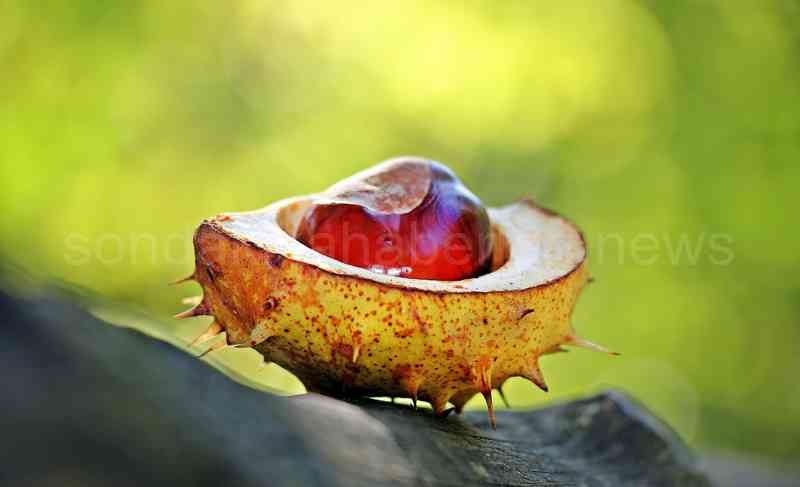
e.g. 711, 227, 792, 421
181, 156, 606, 428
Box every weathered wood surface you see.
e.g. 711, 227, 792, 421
0, 287, 711, 487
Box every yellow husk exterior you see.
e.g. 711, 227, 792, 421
188, 220, 591, 419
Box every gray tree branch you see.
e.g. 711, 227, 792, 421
0, 287, 709, 486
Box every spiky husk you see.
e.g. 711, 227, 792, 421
179, 220, 603, 427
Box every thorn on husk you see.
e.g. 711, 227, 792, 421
523, 360, 548, 392
482, 390, 496, 430
567, 336, 619, 356
197, 339, 227, 358
190, 321, 223, 347
175, 302, 210, 319
473, 359, 496, 429
498, 385, 511, 408
171, 272, 196, 285
439, 407, 456, 418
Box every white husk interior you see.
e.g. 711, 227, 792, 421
216, 196, 585, 293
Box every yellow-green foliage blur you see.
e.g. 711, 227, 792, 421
2, 0, 798, 465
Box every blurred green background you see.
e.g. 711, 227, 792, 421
2, 0, 799, 467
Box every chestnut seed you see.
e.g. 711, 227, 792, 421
296, 161, 493, 280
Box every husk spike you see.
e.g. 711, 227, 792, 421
497, 384, 511, 408
566, 336, 619, 356
481, 390, 496, 430
522, 360, 548, 392
190, 320, 223, 347
174, 302, 210, 319
197, 338, 228, 358
431, 391, 454, 416
170, 272, 196, 285
473, 358, 496, 429
450, 390, 476, 415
